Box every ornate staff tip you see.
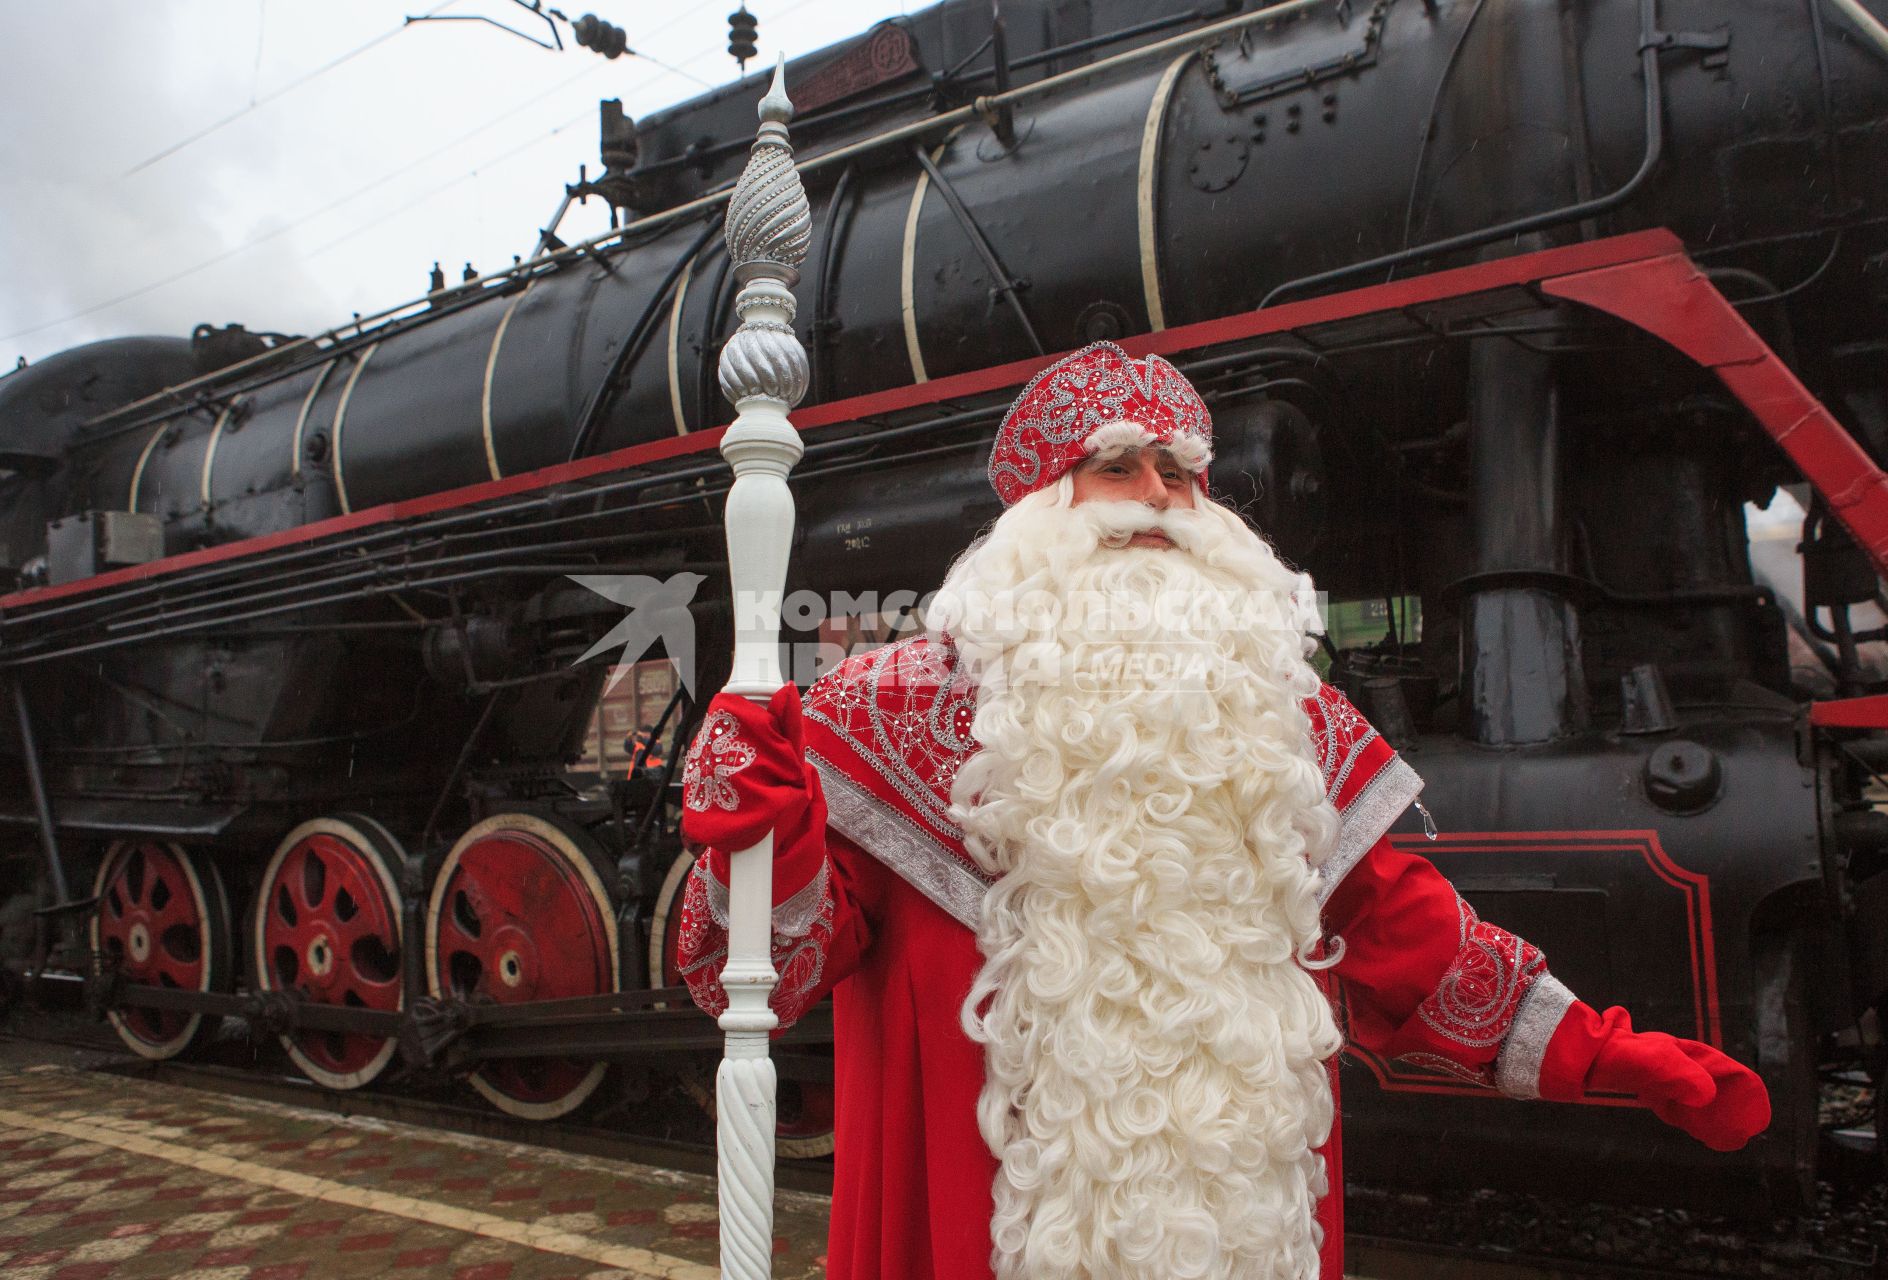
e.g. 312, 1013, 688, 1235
759, 54, 792, 126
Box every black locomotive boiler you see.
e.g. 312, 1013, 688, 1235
3, 0, 1888, 1213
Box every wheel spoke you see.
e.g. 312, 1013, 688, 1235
151, 950, 203, 990
433, 816, 616, 1119
262, 819, 407, 1088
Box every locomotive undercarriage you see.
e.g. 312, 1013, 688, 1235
5, 229, 1887, 1208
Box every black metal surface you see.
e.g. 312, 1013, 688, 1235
1460, 309, 1587, 746
12, 678, 70, 904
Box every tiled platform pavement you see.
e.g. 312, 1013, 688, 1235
0, 1058, 829, 1279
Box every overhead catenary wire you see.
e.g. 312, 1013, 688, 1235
38, 0, 1324, 419
122, 1, 460, 178
301, 104, 603, 262
1, 59, 625, 346
4, 2, 815, 350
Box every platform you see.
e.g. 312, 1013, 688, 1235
0, 1042, 829, 1279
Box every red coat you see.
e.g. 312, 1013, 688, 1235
675, 637, 1585, 1280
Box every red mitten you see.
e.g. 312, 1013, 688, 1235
680, 686, 819, 853
1552, 1004, 1771, 1152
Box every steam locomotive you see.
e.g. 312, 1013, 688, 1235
4, 0, 1887, 1215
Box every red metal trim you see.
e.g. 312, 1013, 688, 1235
1543, 256, 1888, 581
1349, 830, 1720, 1102
1809, 694, 1888, 729
0, 225, 1773, 617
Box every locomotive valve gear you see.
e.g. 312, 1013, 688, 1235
677, 341, 1770, 1280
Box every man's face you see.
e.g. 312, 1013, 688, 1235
1068, 444, 1196, 548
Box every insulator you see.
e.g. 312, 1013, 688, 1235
573, 13, 628, 59
727, 7, 759, 67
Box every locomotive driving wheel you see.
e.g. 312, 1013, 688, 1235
253, 815, 405, 1090
426, 813, 618, 1120
650, 847, 837, 1158
89, 840, 231, 1059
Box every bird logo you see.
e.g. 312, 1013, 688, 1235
568, 572, 706, 695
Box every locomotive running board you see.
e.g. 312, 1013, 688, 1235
6, 225, 1885, 663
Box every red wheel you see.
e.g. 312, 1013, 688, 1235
426, 813, 618, 1119
253, 815, 405, 1090
650, 848, 836, 1158
89, 840, 231, 1059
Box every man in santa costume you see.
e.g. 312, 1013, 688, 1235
673, 340, 1770, 1280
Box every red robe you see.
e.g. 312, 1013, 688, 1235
675, 636, 1583, 1279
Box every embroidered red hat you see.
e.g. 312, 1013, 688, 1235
987, 340, 1212, 506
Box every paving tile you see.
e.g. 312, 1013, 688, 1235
49, 1263, 121, 1280
394, 1244, 454, 1267
339, 1231, 401, 1252
0, 1057, 827, 1279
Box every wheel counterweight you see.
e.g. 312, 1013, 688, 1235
426, 813, 619, 1119
89, 840, 231, 1059
253, 815, 405, 1089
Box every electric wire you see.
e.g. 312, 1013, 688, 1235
5, 3, 815, 348
1, 59, 620, 346
122, 1, 459, 178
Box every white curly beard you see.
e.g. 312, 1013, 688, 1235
930, 481, 1344, 1280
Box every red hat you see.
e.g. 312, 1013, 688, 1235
987, 340, 1212, 506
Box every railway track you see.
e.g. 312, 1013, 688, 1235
2, 1015, 1880, 1280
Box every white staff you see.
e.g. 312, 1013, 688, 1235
713, 57, 811, 1280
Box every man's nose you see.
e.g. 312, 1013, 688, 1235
1132, 461, 1171, 508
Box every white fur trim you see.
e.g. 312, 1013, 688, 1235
1081, 420, 1213, 472
1081, 420, 1157, 457
1162, 430, 1213, 471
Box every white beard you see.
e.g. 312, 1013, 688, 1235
930, 482, 1344, 1280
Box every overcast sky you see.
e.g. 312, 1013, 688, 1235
0, 0, 910, 369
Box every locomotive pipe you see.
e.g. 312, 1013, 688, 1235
568, 214, 725, 462
1259, 0, 1671, 309
623, 0, 1233, 182
10, 677, 71, 905
1827, 0, 1888, 57
908, 141, 1043, 355
1460, 307, 1588, 747
810, 162, 858, 403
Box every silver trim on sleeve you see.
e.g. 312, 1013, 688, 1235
771, 858, 831, 939
1493, 973, 1577, 1100
696, 843, 831, 940
1315, 755, 1425, 905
